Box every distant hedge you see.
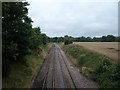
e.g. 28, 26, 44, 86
50, 35, 120, 42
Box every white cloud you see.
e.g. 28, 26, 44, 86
27, 0, 118, 37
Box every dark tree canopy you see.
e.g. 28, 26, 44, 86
50, 35, 120, 43
64, 35, 74, 45
2, 2, 49, 77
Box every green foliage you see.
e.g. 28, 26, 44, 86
29, 27, 42, 52
3, 43, 51, 88
74, 35, 118, 42
64, 35, 74, 45
93, 59, 111, 75
2, 2, 32, 77
3, 54, 44, 88
41, 33, 49, 45
101, 35, 116, 42
50, 37, 64, 43
63, 44, 120, 88
50, 35, 119, 43
92, 62, 120, 88
2, 2, 49, 77
3, 2, 32, 59
78, 36, 92, 42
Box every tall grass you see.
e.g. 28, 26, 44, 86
62, 44, 120, 89
3, 44, 51, 88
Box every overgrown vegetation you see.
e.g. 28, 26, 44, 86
74, 35, 120, 42
64, 35, 74, 45
2, 44, 51, 88
62, 44, 120, 89
50, 35, 120, 43
2, 1, 49, 85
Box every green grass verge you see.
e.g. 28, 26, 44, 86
3, 44, 52, 88
62, 44, 120, 89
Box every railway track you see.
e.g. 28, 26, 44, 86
32, 44, 98, 89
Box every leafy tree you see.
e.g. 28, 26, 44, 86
80, 36, 86, 42
41, 33, 48, 45
50, 37, 59, 42
2, 2, 33, 76
50, 35, 119, 43
74, 37, 80, 42
29, 27, 42, 52
86, 37, 93, 42
64, 35, 74, 45
101, 36, 107, 42
2, 2, 49, 77
106, 35, 116, 42
93, 37, 102, 42
57, 37, 64, 42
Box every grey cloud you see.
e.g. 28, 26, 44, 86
27, 0, 118, 37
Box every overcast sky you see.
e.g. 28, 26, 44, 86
27, 0, 118, 37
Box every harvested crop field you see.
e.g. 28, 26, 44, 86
73, 42, 119, 62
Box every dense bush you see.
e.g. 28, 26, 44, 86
63, 44, 120, 88
92, 61, 120, 88
64, 35, 74, 45
50, 35, 120, 42
50, 37, 64, 43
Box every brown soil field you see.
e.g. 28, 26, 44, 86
73, 42, 120, 62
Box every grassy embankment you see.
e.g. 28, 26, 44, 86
62, 44, 120, 89
3, 43, 52, 88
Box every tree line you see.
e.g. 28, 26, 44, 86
2, 2, 49, 77
2, 2, 119, 77
50, 35, 120, 45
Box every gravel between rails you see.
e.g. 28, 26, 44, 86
31, 44, 98, 89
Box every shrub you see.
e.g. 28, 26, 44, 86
63, 44, 120, 88
64, 35, 73, 45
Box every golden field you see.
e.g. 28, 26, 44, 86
73, 42, 119, 62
